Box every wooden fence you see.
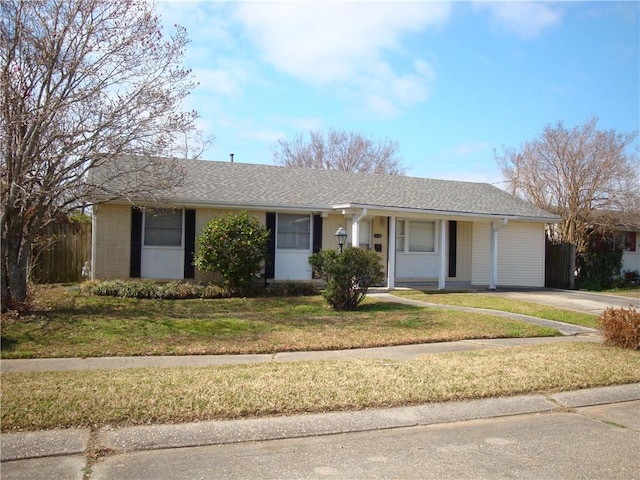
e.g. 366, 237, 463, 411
30, 222, 92, 284
545, 240, 575, 289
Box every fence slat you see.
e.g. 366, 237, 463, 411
545, 240, 575, 289
30, 222, 92, 284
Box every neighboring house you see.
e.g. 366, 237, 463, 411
90, 158, 559, 290
588, 210, 640, 275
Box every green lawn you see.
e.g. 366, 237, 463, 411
392, 290, 600, 328
1, 285, 559, 358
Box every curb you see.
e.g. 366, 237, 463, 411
2, 383, 638, 462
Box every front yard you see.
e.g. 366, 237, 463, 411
3, 284, 639, 433
1, 284, 568, 359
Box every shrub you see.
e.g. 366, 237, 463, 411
86, 280, 229, 299
598, 307, 640, 350
265, 282, 319, 297
308, 247, 384, 311
576, 248, 623, 290
194, 211, 270, 296
623, 270, 639, 287
88, 280, 160, 298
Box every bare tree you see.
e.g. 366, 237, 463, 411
272, 128, 406, 175
495, 117, 639, 253
1, 0, 198, 311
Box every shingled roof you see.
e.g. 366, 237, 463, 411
94, 158, 559, 222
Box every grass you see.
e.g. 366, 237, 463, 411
1, 285, 560, 359
392, 290, 600, 328
596, 286, 640, 299
2, 342, 639, 432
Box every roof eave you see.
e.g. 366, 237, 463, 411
333, 203, 560, 223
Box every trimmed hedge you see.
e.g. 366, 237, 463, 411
83, 280, 228, 299
83, 280, 318, 299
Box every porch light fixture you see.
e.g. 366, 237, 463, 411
334, 226, 348, 253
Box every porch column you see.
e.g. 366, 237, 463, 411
387, 216, 396, 290
490, 221, 498, 289
438, 220, 447, 290
351, 216, 360, 248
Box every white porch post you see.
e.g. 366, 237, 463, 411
351, 215, 360, 248
490, 221, 498, 289
387, 216, 396, 290
438, 220, 447, 290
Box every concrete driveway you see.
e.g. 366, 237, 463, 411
482, 289, 640, 315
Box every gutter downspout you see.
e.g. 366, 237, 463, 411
489, 218, 508, 290
388, 216, 396, 291
90, 206, 97, 281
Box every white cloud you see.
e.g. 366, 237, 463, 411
476, 2, 563, 39
232, 2, 451, 117
452, 141, 491, 157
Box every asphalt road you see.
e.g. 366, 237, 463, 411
87, 403, 640, 480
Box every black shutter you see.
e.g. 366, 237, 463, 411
312, 215, 323, 254
130, 207, 143, 278
448, 220, 457, 278
265, 212, 276, 279
183, 209, 196, 279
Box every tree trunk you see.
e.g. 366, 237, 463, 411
1, 214, 31, 312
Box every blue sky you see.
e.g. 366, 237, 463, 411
157, 1, 639, 185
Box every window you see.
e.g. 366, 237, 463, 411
346, 219, 371, 249
409, 221, 435, 252
396, 219, 435, 253
144, 209, 183, 247
615, 231, 637, 252
395, 220, 405, 252
277, 214, 310, 249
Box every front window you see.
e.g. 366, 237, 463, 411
396, 220, 405, 252
409, 221, 435, 252
144, 209, 183, 247
277, 214, 311, 249
396, 219, 435, 253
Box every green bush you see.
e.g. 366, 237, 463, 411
598, 307, 640, 350
309, 247, 384, 311
194, 211, 270, 296
576, 248, 623, 290
264, 282, 319, 297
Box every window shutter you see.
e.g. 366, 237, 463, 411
448, 220, 457, 278
130, 207, 143, 278
184, 209, 196, 279
312, 215, 323, 254
265, 212, 276, 279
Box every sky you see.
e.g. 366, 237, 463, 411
156, 1, 639, 186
